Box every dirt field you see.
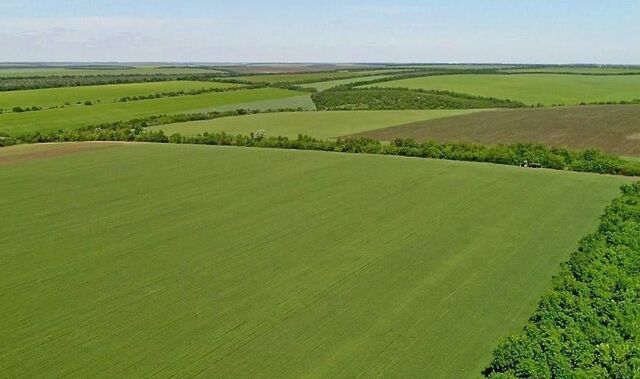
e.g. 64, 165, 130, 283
350, 105, 640, 157
0, 142, 120, 166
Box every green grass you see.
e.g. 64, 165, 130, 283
0, 88, 306, 136
152, 109, 483, 139
0, 142, 625, 378
237, 70, 403, 83
367, 74, 640, 105
0, 81, 243, 110
300, 75, 394, 91
0, 66, 226, 77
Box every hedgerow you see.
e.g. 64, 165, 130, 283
484, 182, 640, 378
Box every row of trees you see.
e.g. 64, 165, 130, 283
117, 84, 255, 103
3, 118, 636, 176
311, 88, 526, 110
484, 182, 640, 378
2, 100, 98, 114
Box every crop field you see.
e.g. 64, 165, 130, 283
0, 81, 243, 110
0, 88, 307, 136
351, 105, 640, 157
300, 74, 395, 91
152, 109, 482, 139
366, 74, 640, 105
237, 69, 404, 83
0, 66, 226, 77
0, 142, 626, 378
204, 94, 316, 113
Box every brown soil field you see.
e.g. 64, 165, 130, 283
349, 105, 640, 157
0, 142, 120, 166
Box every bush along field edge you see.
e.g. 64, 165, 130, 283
484, 182, 640, 378
1, 110, 638, 177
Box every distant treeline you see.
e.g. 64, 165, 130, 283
312, 88, 526, 110
484, 182, 640, 378
0, 73, 230, 91
2, 114, 637, 176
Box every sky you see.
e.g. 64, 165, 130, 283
1, 0, 638, 64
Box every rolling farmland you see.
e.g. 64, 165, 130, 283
351, 105, 640, 157
0, 81, 243, 110
0, 66, 226, 77
0, 143, 626, 378
237, 69, 403, 83
367, 74, 640, 105
152, 109, 483, 139
0, 88, 309, 135
300, 74, 395, 91
3, 1, 640, 377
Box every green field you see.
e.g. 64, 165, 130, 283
237, 69, 402, 83
300, 74, 395, 91
152, 109, 484, 139
202, 94, 316, 112
0, 88, 307, 136
367, 74, 640, 105
0, 142, 625, 378
0, 66, 226, 77
0, 81, 242, 110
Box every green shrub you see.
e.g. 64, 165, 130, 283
312, 88, 525, 110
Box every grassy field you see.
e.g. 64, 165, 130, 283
367, 74, 640, 105
0, 81, 243, 110
0, 142, 625, 378
237, 69, 402, 83
203, 94, 316, 112
351, 105, 640, 157
0, 66, 226, 77
300, 74, 395, 91
152, 109, 483, 139
0, 88, 306, 136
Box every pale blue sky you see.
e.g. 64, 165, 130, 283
1, 0, 638, 63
